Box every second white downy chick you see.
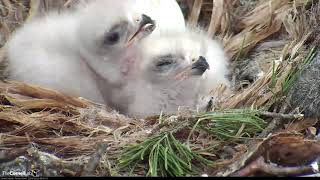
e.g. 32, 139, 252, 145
116, 30, 231, 118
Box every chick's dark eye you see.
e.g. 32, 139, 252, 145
156, 61, 173, 67
104, 32, 120, 45
155, 60, 176, 72
154, 54, 179, 72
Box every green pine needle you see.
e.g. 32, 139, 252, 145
191, 109, 267, 141
118, 132, 212, 177
118, 109, 268, 176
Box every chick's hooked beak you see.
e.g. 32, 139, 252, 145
174, 56, 210, 81
191, 56, 210, 75
126, 14, 156, 47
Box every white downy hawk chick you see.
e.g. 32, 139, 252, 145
6, 0, 185, 106
118, 30, 231, 118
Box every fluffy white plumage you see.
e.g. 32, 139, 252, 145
116, 29, 231, 118
6, 0, 185, 106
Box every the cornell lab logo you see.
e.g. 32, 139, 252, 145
2, 169, 41, 177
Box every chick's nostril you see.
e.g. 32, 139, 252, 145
192, 56, 210, 75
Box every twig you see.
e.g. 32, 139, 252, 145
187, 0, 203, 27
231, 157, 314, 177
27, 147, 84, 176
80, 143, 108, 176
0, 147, 28, 163
260, 111, 304, 120
149, 115, 197, 137
258, 106, 289, 138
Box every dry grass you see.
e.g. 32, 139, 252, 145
0, 0, 319, 177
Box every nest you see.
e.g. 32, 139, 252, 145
0, 0, 320, 177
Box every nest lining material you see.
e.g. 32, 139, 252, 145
0, 0, 320, 177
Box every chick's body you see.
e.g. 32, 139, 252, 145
7, 12, 106, 102
117, 30, 231, 118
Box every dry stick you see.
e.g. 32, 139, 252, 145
28, 147, 83, 176
148, 114, 199, 137
0, 0, 9, 17
207, 0, 231, 37
260, 111, 304, 120
231, 156, 314, 177
0, 0, 15, 41
0, 147, 28, 163
27, 0, 41, 21
149, 110, 303, 138
6, 81, 88, 108
187, 0, 203, 27
81, 143, 108, 176
64, 0, 78, 7
1, 0, 12, 17
258, 105, 290, 138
